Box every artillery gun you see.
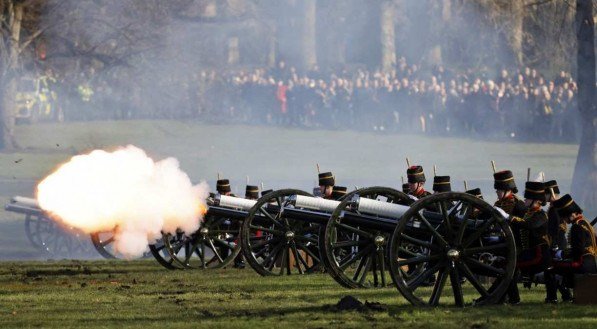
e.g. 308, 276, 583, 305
4, 196, 170, 263
239, 187, 516, 307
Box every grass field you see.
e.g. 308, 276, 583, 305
0, 260, 595, 329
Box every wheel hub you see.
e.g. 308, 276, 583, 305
285, 231, 295, 240
374, 235, 385, 246
199, 227, 209, 235
447, 249, 460, 261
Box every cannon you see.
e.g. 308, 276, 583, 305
158, 194, 257, 269
240, 187, 517, 306
5, 196, 169, 263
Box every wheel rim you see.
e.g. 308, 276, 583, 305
388, 192, 516, 307
324, 186, 414, 288
90, 230, 153, 260
241, 189, 322, 276
164, 214, 241, 269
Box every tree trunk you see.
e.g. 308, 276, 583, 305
0, 1, 23, 151
302, 0, 317, 70
380, 0, 396, 71
509, 0, 524, 66
571, 0, 597, 212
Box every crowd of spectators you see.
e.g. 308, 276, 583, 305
199, 58, 581, 142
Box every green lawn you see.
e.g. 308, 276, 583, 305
1, 120, 579, 191
0, 260, 594, 329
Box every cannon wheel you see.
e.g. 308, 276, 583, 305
90, 231, 153, 260
35, 221, 93, 258
162, 213, 242, 269
323, 187, 414, 289
388, 192, 516, 307
24, 214, 49, 250
241, 189, 322, 276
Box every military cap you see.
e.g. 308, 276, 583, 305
245, 185, 259, 199
553, 194, 583, 217
466, 188, 483, 200
524, 181, 546, 202
318, 172, 335, 186
407, 166, 426, 183
331, 186, 348, 200
493, 170, 518, 193
432, 176, 451, 193
545, 180, 560, 195
216, 179, 231, 194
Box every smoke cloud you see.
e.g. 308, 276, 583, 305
36, 145, 208, 258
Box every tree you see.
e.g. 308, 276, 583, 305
380, 0, 396, 71
571, 0, 596, 212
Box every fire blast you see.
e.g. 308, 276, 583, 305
36, 145, 209, 258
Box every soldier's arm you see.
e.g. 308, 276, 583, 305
563, 225, 583, 260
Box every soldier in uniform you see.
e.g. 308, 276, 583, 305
402, 183, 410, 194
510, 181, 557, 304
407, 166, 431, 198
319, 172, 335, 199
492, 170, 526, 304
432, 176, 451, 193
331, 186, 348, 200
552, 195, 597, 294
217, 179, 232, 196
245, 185, 260, 200
545, 180, 573, 302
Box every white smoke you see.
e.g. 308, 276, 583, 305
36, 145, 209, 258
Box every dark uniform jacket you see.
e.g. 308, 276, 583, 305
564, 216, 597, 262
494, 194, 526, 217
511, 207, 551, 270
547, 205, 567, 249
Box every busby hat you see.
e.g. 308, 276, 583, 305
553, 194, 583, 218
493, 170, 518, 193
432, 176, 451, 193
545, 180, 560, 195
261, 189, 273, 197
407, 166, 426, 183
466, 188, 483, 200
402, 183, 410, 193
318, 172, 335, 186
216, 179, 231, 194
245, 185, 259, 199
524, 181, 546, 202
331, 186, 348, 200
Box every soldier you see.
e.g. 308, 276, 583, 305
245, 185, 260, 200
545, 180, 567, 249
466, 188, 483, 200
217, 179, 232, 196
510, 181, 557, 304
331, 186, 348, 200
465, 188, 487, 219
402, 183, 410, 194
492, 170, 526, 304
432, 175, 451, 193
552, 194, 597, 295
407, 166, 431, 198
545, 180, 573, 302
319, 172, 335, 199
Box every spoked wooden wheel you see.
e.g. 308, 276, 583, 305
90, 231, 153, 260
24, 214, 49, 250
241, 189, 322, 276
163, 214, 241, 269
388, 192, 516, 307
148, 236, 183, 269
36, 220, 93, 258
323, 187, 414, 288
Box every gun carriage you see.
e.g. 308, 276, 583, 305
5, 196, 167, 262
158, 194, 257, 270
240, 187, 517, 307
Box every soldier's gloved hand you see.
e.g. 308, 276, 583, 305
554, 250, 563, 260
